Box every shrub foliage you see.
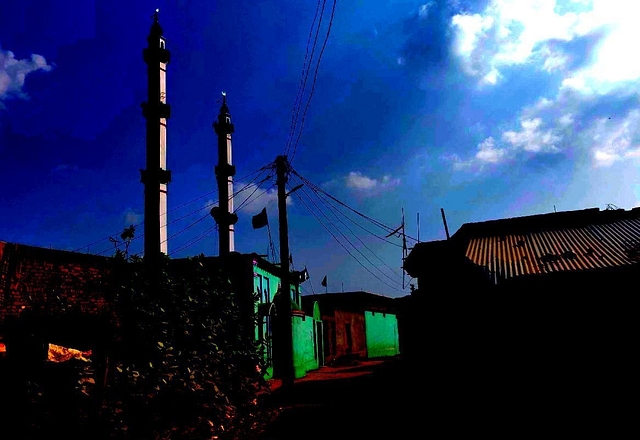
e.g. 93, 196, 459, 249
103, 250, 267, 439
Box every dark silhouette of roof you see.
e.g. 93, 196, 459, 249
301, 291, 398, 316
404, 206, 640, 282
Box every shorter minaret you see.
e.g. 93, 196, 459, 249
211, 92, 238, 257
141, 9, 171, 260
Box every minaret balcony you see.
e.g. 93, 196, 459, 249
141, 102, 171, 119
213, 121, 235, 135
140, 169, 172, 184
215, 164, 236, 177
143, 47, 170, 64
159, 169, 172, 184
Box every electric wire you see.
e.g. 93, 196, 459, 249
306, 180, 403, 247
290, 175, 403, 281
233, 177, 276, 214
285, 0, 324, 157
292, 177, 402, 286
291, 183, 406, 293
168, 225, 218, 257
72, 164, 273, 253
290, 0, 337, 162
92, 167, 274, 257
291, 167, 419, 243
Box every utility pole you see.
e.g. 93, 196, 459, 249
274, 155, 295, 386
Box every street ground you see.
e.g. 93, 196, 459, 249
253, 357, 420, 440
248, 355, 631, 439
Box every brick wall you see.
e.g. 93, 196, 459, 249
0, 241, 112, 324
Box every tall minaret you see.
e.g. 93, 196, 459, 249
141, 9, 171, 261
211, 93, 238, 257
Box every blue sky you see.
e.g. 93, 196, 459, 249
2, 0, 640, 297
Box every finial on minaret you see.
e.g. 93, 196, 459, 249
220, 91, 229, 114
149, 8, 163, 36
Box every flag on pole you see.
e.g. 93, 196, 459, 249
321, 275, 327, 287
297, 267, 310, 283
252, 207, 268, 229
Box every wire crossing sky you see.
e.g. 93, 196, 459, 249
3, 0, 640, 296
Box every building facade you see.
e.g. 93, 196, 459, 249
302, 291, 400, 365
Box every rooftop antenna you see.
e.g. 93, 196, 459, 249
441, 208, 450, 240
554, 205, 557, 213
402, 207, 406, 289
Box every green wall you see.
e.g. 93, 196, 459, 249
252, 261, 311, 380
364, 311, 400, 358
292, 315, 321, 379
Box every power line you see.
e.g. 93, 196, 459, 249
291, 182, 405, 293
168, 225, 217, 257
307, 183, 403, 248
290, 167, 418, 243
161, 212, 211, 247
285, 0, 324, 157
291, 175, 403, 281
290, 0, 337, 162
72, 164, 273, 253
91, 167, 274, 257
233, 177, 276, 214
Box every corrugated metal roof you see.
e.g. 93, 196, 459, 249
465, 217, 640, 281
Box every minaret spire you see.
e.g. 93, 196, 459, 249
141, 9, 171, 263
211, 92, 238, 257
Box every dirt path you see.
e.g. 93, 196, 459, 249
254, 358, 417, 440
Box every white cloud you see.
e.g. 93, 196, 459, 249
231, 181, 291, 215
475, 136, 508, 163
419, 2, 436, 19
558, 113, 574, 126
447, 2, 640, 174
345, 171, 400, 192
122, 209, 142, 226
502, 118, 561, 153
541, 47, 568, 72
450, 0, 640, 92
0, 49, 53, 103
451, 13, 495, 76
346, 172, 377, 190
442, 136, 510, 171
444, 116, 562, 171
591, 110, 640, 166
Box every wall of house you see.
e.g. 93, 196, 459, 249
326, 310, 366, 362
364, 311, 400, 358
0, 242, 111, 324
292, 314, 320, 379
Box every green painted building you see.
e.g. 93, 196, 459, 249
175, 252, 322, 380
301, 291, 400, 364
364, 310, 400, 358
250, 254, 321, 379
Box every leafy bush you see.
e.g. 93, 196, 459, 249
103, 251, 267, 439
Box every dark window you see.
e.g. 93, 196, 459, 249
263, 276, 270, 302
345, 323, 352, 355
331, 322, 337, 356
313, 323, 317, 360
256, 274, 263, 302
